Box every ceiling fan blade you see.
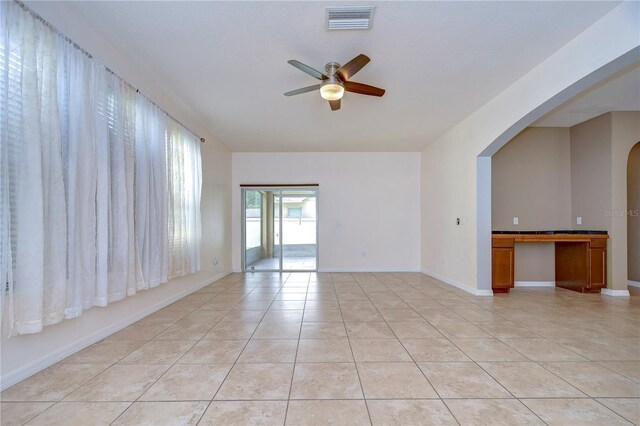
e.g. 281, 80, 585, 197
288, 60, 328, 80
344, 81, 385, 97
329, 99, 341, 111
284, 84, 321, 96
336, 54, 370, 81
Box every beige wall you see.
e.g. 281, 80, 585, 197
570, 113, 618, 289
493, 127, 572, 230
492, 127, 571, 282
611, 112, 640, 288
629, 143, 640, 282
512, 244, 556, 283
570, 113, 613, 232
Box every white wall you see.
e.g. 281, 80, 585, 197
421, 2, 639, 292
1, 2, 233, 389
232, 153, 421, 272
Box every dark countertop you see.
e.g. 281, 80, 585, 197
492, 230, 608, 235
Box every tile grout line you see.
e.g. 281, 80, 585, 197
10, 395, 624, 404
282, 274, 311, 426
595, 360, 640, 384
201, 272, 294, 425
384, 273, 594, 424
28, 299, 197, 419
350, 273, 460, 424
387, 273, 549, 424
576, 397, 637, 425
37, 288, 216, 424
110, 280, 240, 425
385, 273, 568, 426
336, 276, 374, 426
106, 286, 224, 425
110, 273, 282, 425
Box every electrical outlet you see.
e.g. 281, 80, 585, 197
577, 217, 582, 225
213, 257, 218, 266
513, 217, 519, 225
456, 218, 461, 225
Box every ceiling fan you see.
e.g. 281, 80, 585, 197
284, 54, 385, 111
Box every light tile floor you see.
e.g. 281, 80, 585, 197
1, 272, 639, 425
246, 257, 316, 271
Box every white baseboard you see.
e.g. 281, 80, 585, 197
0, 271, 231, 391
515, 281, 555, 287
233, 268, 421, 273
421, 269, 493, 297
601, 288, 631, 297
628, 280, 640, 289
318, 268, 421, 273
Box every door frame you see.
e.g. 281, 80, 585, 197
241, 185, 319, 272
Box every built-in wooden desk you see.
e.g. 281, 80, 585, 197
492, 231, 608, 294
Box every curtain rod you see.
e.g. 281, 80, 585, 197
13, 0, 206, 144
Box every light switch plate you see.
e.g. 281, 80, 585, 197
513, 217, 519, 225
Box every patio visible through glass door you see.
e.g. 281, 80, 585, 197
242, 186, 318, 272
280, 188, 317, 270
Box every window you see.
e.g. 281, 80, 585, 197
0, 1, 202, 335
245, 192, 262, 249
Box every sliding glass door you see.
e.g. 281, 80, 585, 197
281, 189, 317, 270
243, 189, 280, 271
242, 186, 318, 272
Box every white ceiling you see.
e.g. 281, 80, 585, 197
533, 64, 640, 127
61, 1, 620, 152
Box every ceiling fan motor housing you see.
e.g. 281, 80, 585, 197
325, 62, 341, 77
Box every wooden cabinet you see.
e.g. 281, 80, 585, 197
588, 247, 606, 289
555, 239, 607, 293
492, 232, 608, 294
492, 239, 514, 293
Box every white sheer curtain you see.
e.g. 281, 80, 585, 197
106, 74, 138, 301
57, 38, 140, 313
1, 1, 203, 336
167, 119, 202, 279
135, 93, 169, 290
57, 38, 107, 316
1, 1, 67, 334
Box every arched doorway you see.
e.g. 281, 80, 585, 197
474, 49, 639, 293
628, 143, 640, 288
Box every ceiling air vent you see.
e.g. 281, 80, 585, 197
326, 6, 375, 30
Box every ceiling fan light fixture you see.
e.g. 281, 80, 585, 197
320, 81, 344, 101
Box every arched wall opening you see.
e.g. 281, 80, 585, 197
419, 2, 638, 295
475, 50, 640, 293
